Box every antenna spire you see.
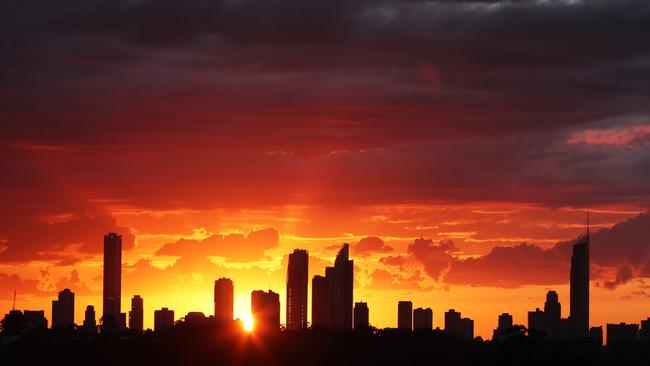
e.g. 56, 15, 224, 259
12, 289, 16, 310
587, 211, 590, 238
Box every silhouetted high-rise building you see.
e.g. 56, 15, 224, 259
498, 313, 513, 331
129, 295, 143, 331
570, 231, 589, 338
312, 275, 329, 327
413, 308, 433, 330
493, 313, 514, 341
251, 290, 280, 333
23, 310, 47, 329
590, 326, 603, 346
2, 310, 28, 334
528, 308, 545, 335
445, 309, 461, 337
397, 301, 413, 330
154, 308, 174, 331
461, 317, 474, 340
83, 305, 96, 331
328, 244, 354, 330
103, 233, 122, 331
445, 309, 473, 340
52, 288, 74, 329
544, 290, 561, 337
607, 323, 638, 346
354, 302, 369, 329
640, 318, 650, 342
286, 249, 309, 330
214, 278, 234, 323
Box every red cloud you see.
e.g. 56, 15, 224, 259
0, 213, 134, 264
155, 228, 279, 262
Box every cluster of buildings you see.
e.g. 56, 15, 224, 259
2, 229, 650, 347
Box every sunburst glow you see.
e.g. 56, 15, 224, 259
242, 313, 254, 332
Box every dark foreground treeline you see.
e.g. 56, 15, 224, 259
2, 325, 650, 366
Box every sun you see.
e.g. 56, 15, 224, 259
242, 314, 254, 332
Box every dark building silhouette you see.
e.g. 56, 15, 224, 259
2, 310, 48, 333
286, 249, 309, 330
129, 295, 144, 331
183, 312, 209, 325
640, 318, 650, 342
570, 231, 589, 338
52, 288, 74, 329
544, 290, 561, 337
2, 310, 28, 334
461, 318, 474, 340
445, 309, 461, 336
607, 323, 638, 346
24, 310, 47, 329
398, 301, 413, 330
498, 313, 513, 331
103, 233, 122, 331
413, 307, 433, 330
214, 278, 234, 323
493, 313, 514, 341
328, 244, 354, 330
353, 302, 369, 329
154, 308, 174, 331
312, 275, 329, 327
590, 326, 603, 346
252, 290, 280, 333
528, 308, 545, 335
83, 305, 97, 331
445, 309, 473, 340
120, 312, 127, 330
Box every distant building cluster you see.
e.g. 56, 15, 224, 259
2, 227, 650, 348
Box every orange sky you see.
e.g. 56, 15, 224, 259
2, 203, 649, 339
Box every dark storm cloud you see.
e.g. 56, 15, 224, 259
2, 0, 649, 142
0, 0, 649, 249
410, 213, 650, 288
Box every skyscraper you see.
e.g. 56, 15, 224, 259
103, 233, 122, 330
286, 249, 308, 330
214, 278, 234, 323
251, 290, 280, 333
154, 308, 174, 331
397, 301, 413, 330
353, 302, 369, 329
83, 305, 96, 331
640, 318, 650, 342
413, 308, 433, 330
311, 275, 329, 327
528, 308, 545, 334
328, 244, 354, 330
498, 313, 513, 331
570, 231, 589, 338
544, 290, 561, 337
607, 323, 639, 346
445, 309, 474, 340
23, 310, 47, 329
52, 288, 74, 329
129, 295, 144, 331
445, 309, 461, 337
493, 312, 514, 341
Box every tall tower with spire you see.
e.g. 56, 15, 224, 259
569, 213, 590, 338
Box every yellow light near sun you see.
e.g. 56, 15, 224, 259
243, 313, 254, 332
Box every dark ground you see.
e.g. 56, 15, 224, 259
2, 325, 650, 366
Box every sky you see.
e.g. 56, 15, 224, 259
1, 0, 650, 339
